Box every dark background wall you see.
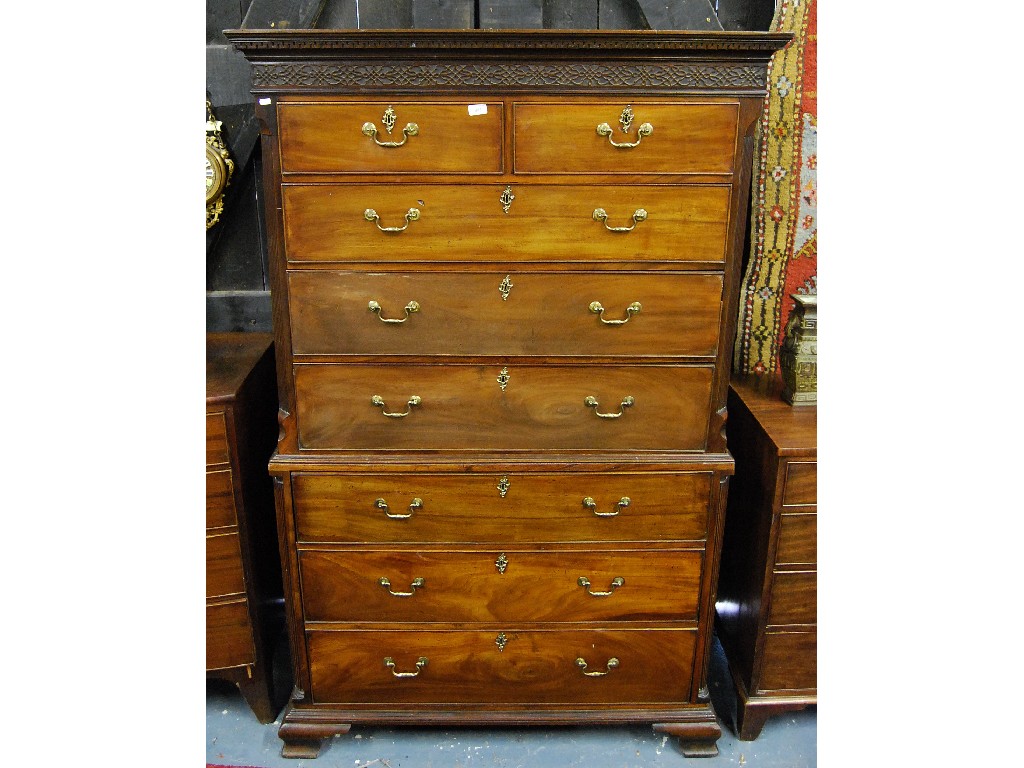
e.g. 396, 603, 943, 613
205, 0, 776, 332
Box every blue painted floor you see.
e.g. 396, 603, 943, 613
207, 633, 816, 767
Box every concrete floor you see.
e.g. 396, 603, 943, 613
206, 632, 816, 767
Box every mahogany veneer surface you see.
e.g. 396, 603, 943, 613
225, 28, 790, 761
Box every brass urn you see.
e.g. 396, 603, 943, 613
780, 294, 817, 406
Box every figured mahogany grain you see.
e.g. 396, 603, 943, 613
307, 628, 696, 705
279, 102, 504, 174
765, 570, 816, 626
291, 471, 712, 543
299, 548, 703, 623
782, 462, 817, 506
288, 271, 723, 358
206, 532, 248, 598
775, 513, 816, 566
282, 184, 731, 264
206, 469, 237, 529
206, 413, 230, 465
293, 363, 713, 451
207, 600, 256, 670
513, 102, 738, 175
758, 630, 817, 692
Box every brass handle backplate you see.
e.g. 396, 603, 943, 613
378, 576, 425, 597
583, 496, 631, 517
369, 300, 420, 323
593, 208, 647, 232
364, 207, 420, 232
596, 106, 652, 148
372, 394, 422, 418
362, 106, 419, 147
578, 576, 625, 597
584, 395, 634, 419
375, 497, 423, 519
589, 301, 641, 324
576, 656, 620, 677
384, 656, 428, 677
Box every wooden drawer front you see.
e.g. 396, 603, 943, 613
308, 628, 695, 705
766, 570, 816, 626
289, 271, 723, 358
775, 513, 816, 566
207, 532, 247, 598
782, 461, 817, 507
206, 469, 237, 529
292, 471, 711, 544
513, 102, 738, 175
206, 412, 230, 465
758, 630, 817, 693
294, 363, 712, 452
278, 102, 504, 174
299, 549, 703, 623
206, 601, 255, 670
282, 184, 730, 264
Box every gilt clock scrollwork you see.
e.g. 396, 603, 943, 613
206, 100, 235, 229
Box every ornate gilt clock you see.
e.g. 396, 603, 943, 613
206, 100, 234, 229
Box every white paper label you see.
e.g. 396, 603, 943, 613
468, 103, 488, 116
258, 97, 272, 106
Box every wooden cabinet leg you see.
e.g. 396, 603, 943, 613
735, 700, 771, 741
280, 736, 326, 759
236, 671, 276, 724
653, 720, 721, 758
279, 720, 351, 759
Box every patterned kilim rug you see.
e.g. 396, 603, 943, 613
734, 0, 817, 376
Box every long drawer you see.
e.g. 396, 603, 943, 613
292, 471, 712, 543
759, 629, 817, 692
293, 363, 713, 451
513, 102, 738, 175
288, 271, 723, 358
776, 513, 816, 566
307, 628, 696, 705
279, 101, 505, 174
207, 532, 247, 598
299, 548, 703, 623
206, 469, 237, 529
282, 184, 731, 264
207, 600, 256, 670
766, 570, 816, 626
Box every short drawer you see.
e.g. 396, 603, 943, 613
206, 412, 230, 465
293, 363, 713, 452
775, 513, 816, 566
782, 461, 816, 506
299, 548, 703, 623
513, 102, 738, 175
766, 570, 816, 626
207, 532, 247, 598
206, 469, 237, 529
282, 183, 730, 264
278, 102, 504, 174
758, 629, 816, 693
288, 271, 723, 358
206, 600, 256, 671
308, 628, 696, 705
292, 471, 712, 544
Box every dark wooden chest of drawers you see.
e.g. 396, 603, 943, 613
227, 28, 789, 760
206, 333, 281, 722
715, 375, 817, 739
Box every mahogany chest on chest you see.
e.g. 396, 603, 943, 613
227, 28, 789, 759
